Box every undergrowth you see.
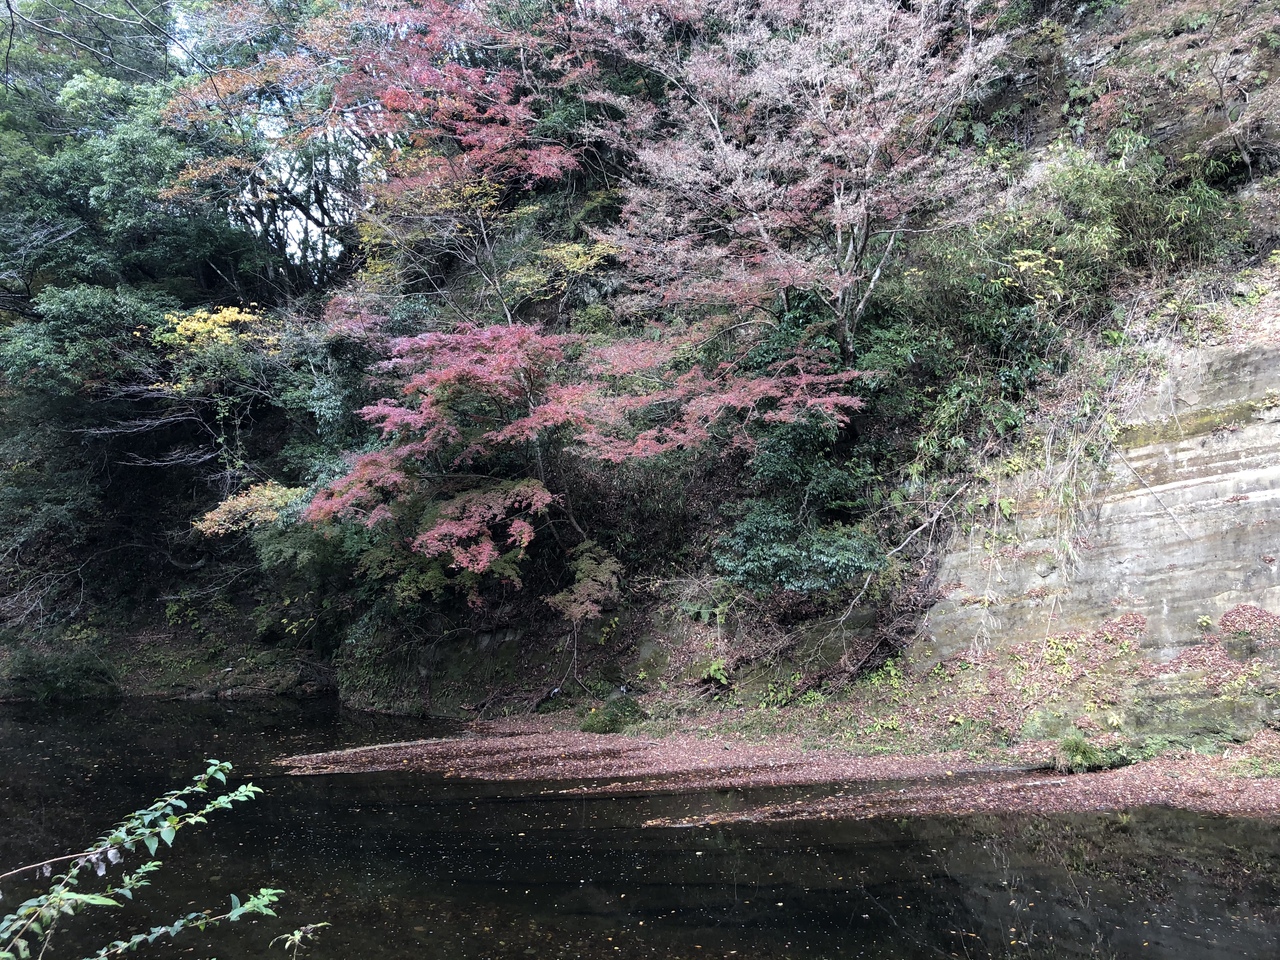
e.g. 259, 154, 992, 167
0, 645, 119, 702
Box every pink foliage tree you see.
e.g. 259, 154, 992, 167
304, 324, 579, 604
252, 0, 997, 613
305, 318, 866, 608
578, 336, 866, 462
572, 0, 1006, 357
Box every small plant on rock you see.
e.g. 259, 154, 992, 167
1054, 733, 1129, 773
701, 659, 731, 687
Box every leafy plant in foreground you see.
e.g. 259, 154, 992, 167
0, 760, 280, 960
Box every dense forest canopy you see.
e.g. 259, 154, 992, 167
0, 0, 1268, 699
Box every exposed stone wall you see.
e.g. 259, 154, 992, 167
920, 341, 1280, 666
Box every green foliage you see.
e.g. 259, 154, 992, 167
0, 285, 171, 397
0, 645, 119, 702
861, 244, 1061, 476
796, 688, 827, 707
0, 761, 280, 960
759, 672, 804, 709
1230, 756, 1280, 778
715, 499, 882, 595
1, 78, 273, 314
45, 90, 250, 296
862, 658, 906, 691
701, 658, 731, 687
857, 131, 1239, 483
0, 424, 100, 561
1040, 132, 1238, 290
1054, 733, 1131, 773
747, 415, 870, 512
680, 592, 733, 625
1055, 733, 1105, 773
0, 284, 166, 573
579, 695, 646, 734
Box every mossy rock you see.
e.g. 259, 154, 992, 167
335, 614, 533, 717
1126, 691, 1278, 742
633, 639, 669, 682
1021, 709, 1078, 741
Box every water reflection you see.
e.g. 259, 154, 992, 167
2, 700, 1278, 959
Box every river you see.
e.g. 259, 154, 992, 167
2, 699, 1278, 959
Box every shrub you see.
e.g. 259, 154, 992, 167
1, 645, 119, 702
579, 695, 646, 734
1054, 733, 1131, 773
0, 761, 285, 960
1055, 733, 1105, 773
714, 499, 882, 595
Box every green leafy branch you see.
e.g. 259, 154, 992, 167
0, 760, 278, 960
81, 888, 284, 960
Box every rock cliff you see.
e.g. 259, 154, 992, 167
922, 314, 1280, 666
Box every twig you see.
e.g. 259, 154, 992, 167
838, 483, 971, 622
1113, 449, 1195, 542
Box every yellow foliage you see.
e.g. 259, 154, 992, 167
195, 481, 307, 536
157, 306, 278, 352
151, 306, 281, 394
502, 240, 620, 302
543, 240, 619, 276
1008, 247, 1065, 301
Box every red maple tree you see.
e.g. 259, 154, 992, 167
188, 0, 993, 615
305, 314, 864, 608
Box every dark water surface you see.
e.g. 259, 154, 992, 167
2, 700, 1279, 959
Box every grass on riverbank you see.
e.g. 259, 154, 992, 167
615, 607, 1280, 774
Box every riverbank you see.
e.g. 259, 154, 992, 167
278, 716, 1280, 823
